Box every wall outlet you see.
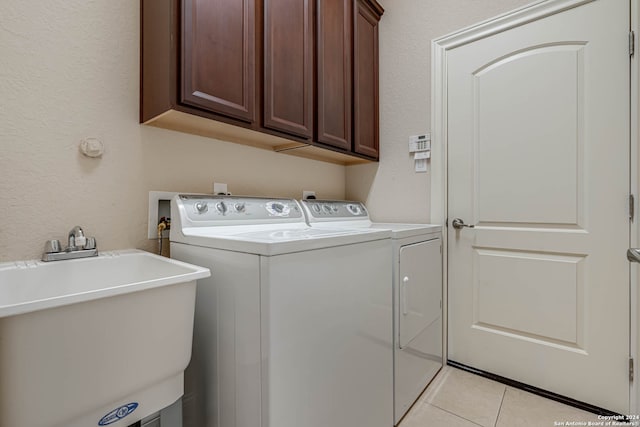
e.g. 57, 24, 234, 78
303, 190, 316, 199
213, 182, 228, 195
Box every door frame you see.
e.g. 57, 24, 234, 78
430, 0, 639, 412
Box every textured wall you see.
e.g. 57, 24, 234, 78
346, 0, 533, 223
0, 0, 345, 261
0, 0, 536, 262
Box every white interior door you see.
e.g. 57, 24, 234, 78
447, 0, 630, 413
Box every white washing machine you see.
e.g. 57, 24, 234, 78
300, 199, 443, 424
169, 195, 393, 427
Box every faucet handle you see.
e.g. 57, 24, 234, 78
84, 237, 96, 250
44, 240, 61, 254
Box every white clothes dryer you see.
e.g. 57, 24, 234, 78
170, 195, 393, 427
300, 199, 443, 424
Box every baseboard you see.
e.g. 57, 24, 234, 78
447, 360, 621, 417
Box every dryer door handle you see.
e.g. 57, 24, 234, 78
402, 276, 409, 315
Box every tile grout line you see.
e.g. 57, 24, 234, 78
494, 386, 507, 427
426, 402, 485, 426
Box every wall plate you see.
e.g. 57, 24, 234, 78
148, 191, 180, 239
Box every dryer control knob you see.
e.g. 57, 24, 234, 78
216, 202, 228, 214
266, 201, 290, 216
347, 204, 362, 215
195, 202, 208, 214
235, 202, 246, 212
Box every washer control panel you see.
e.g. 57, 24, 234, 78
178, 195, 303, 222
301, 200, 369, 220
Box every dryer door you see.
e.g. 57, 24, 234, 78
399, 239, 442, 348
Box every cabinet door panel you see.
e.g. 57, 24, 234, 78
316, 0, 352, 150
264, 0, 313, 138
354, 0, 380, 158
182, 0, 256, 123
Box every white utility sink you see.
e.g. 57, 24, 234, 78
0, 249, 210, 427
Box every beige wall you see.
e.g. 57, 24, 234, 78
0, 0, 345, 261
346, 0, 533, 223
0, 0, 535, 262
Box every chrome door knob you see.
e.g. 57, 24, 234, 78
452, 218, 475, 230
627, 248, 640, 263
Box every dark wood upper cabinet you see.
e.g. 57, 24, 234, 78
353, 0, 382, 159
182, 0, 257, 123
263, 0, 314, 138
316, 0, 352, 151
141, 0, 383, 164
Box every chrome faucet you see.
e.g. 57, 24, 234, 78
67, 226, 87, 251
42, 225, 98, 262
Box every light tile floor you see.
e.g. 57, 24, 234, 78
399, 366, 605, 427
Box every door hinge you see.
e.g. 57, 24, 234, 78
630, 358, 635, 382
630, 31, 635, 57
630, 194, 635, 221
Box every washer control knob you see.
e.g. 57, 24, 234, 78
234, 202, 246, 213
323, 204, 333, 213
266, 201, 290, 216
312, 204, 321, 214
216, 201, 228, 214
347, 204, 362, 215
194, 202, 208, 214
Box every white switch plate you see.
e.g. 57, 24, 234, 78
303, 190, 316, 199
415, 158, 428, 173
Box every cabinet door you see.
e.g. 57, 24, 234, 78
316, 0, 352, 150
264, 0, 314, 138
353, 0, 380, 158
182, 0, 256, 123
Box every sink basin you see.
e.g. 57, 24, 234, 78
0, 249, 210, 427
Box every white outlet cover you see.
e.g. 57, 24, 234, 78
213, 182, 228, 195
